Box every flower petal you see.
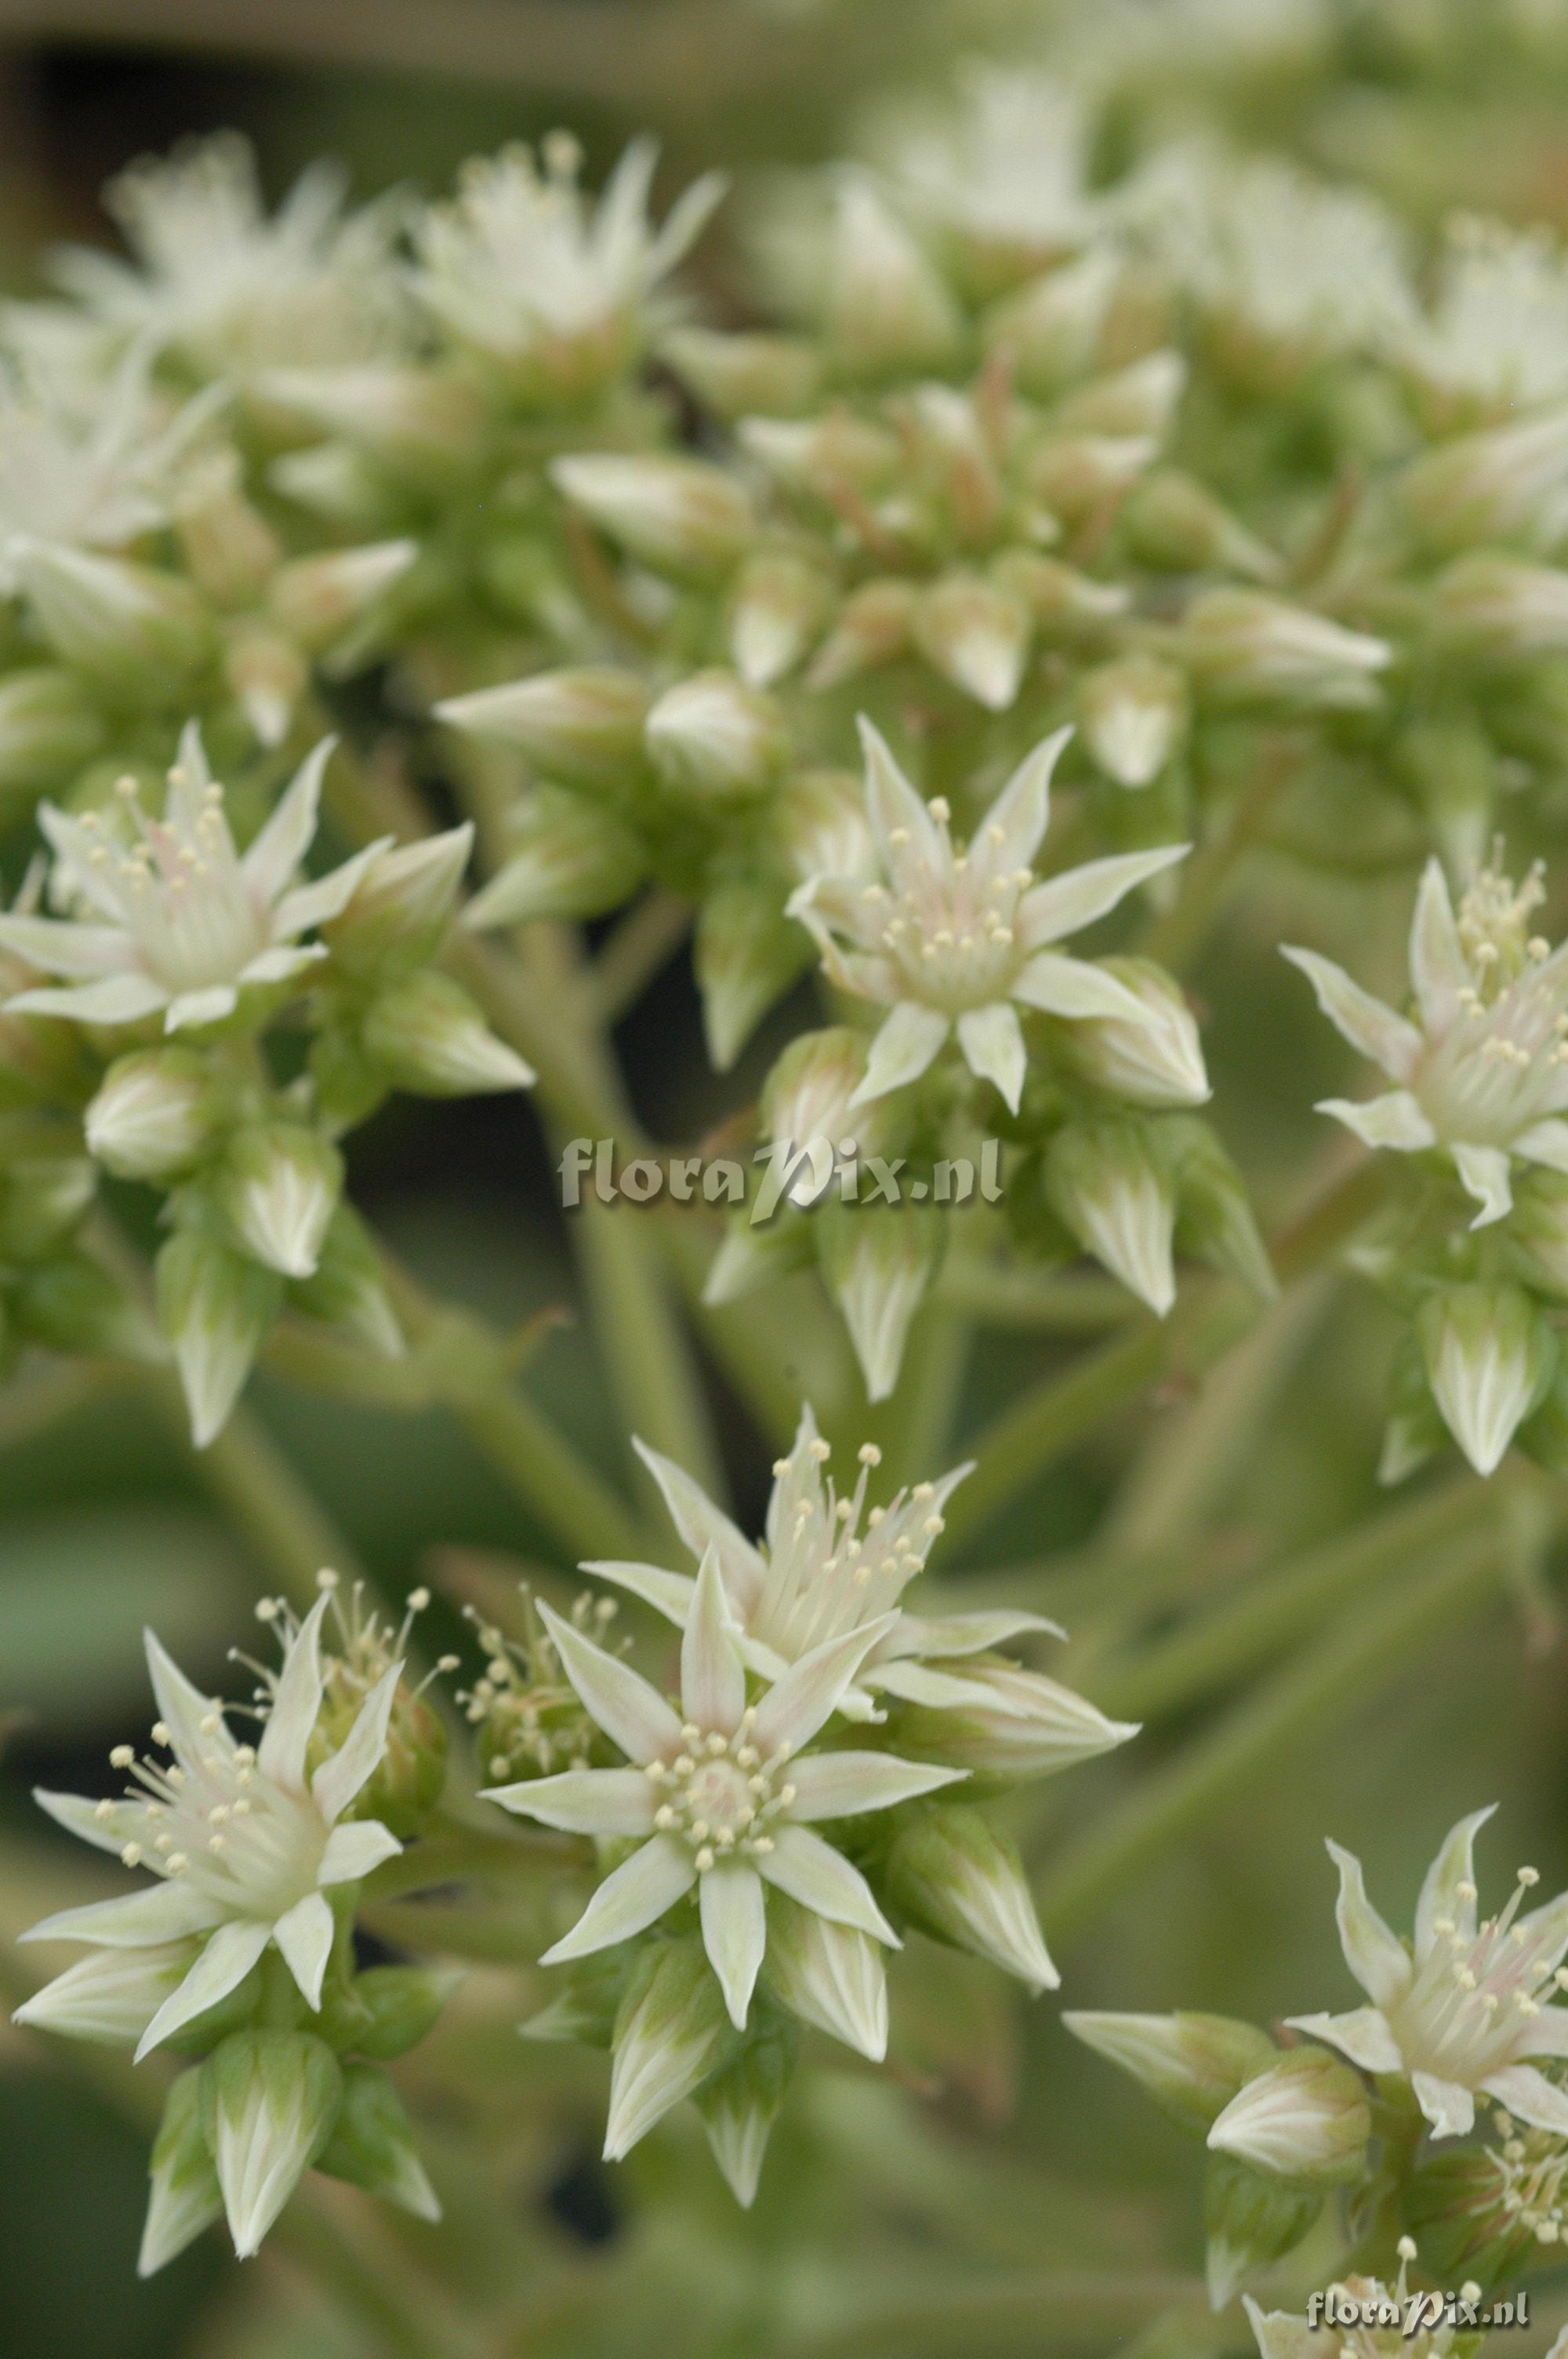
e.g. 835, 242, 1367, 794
1482, 2064, 1568, 2135
241, 736, 336, 904
1011, 950, 1152, 1021
482, 1767, 658, 1837
318, 1819, 403, 1885
1325, 1838, 1410, 2009
536, 1600, 683, 1768
236, 943, 328, 988
21, 1881, 225, 1948
311, 1661, 401, 1826
33, 1786, 143, 1858
1018, 844, 1189, 950
889, 1608, 1062, 1658
750, 1612, 898, 1759
273, 1892, 335, 2010
1411, 2071, 1475, 2139
540, 1834, 697, 1963
699, 1862, 767, 2028
0, 915, 136, 976
970, 728, 1070, 881
848, 1001, 949, 1107
1453, 1142, 1513, 1228
580, 1558, 699, 1627
1515, 1118, 1568, 1176
956, 1001, 1027, 1113
863, 1658, 1018, 1710
37, 802, 133, 921
135, 1918, 271, 2061
164, 984, 239, 1033
856, 718, 942, 880
145, 1627, 237, 1769
757, 1823, 897, 1943
681, 1549, 747, 1737
1515, 2005, 1568, 2059
629, 1438, 767, 1609
272, 841, 390, 939
785, 1750, 965, 1821
257, 1593, 328, 1794
1283, 2007, 1403, 2074
1282, 946, 1422, 1081
1409, 857, 1468, 1034
1316, 1090, 1436, 1151
1414, 1805, 1496, 1958
9, 972, 169, 1025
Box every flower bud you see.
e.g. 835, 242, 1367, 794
1207, 2049, 1371, 2186
763, 1892, 888, 2059
1435, 553, 1568, 659
662, 326, 822, 418
156, 1227, 282, 1448
521, 1953, 626, 2049
1065, 2012, 1278, 2135
604, 1939, 734, 2161
85, 1048, 218, 1182
320, 824, 474, 980
1026, 434, 1156, 526
223, 627, 309, 748
140, 2068, 223, 2278
1058, 351, 1186, 440
645, 672, 789, 802
826, 180, 963, 373
1508, 1169, 1568, 1299
171, 449, 283, 606
14, 1940, 194, 2048
817, 1199, 945, 1402
1403, 2142, 1548, 2292
0, 1133, 94, 1258
0, 667, 106, 800
728, 551, 833, 688
201, 2028, 343, 2259
991, 551, 1130, 631
739, 412, 898, 501
315, 2063, 440, 2221
984, 249, 1123, 396
761, 1027, 879, 1208
465, 789, 645, 929
1046, 1117, 1178, 1317
550, 453, 754, 580
311, 1661, 446, 1846
1380, 1332, 1452, 1487
1169, 1118, 1277, 1300
258, 365, 486, 461
1062, 958, 1209, 1108
1120, 470, 1282, 581
895, 1661, 1139, 1783
333, 1965, 463, 2063
1080, 655, 1189, 790
1403, 406, 1568, 550
362, 972, 535, 1096
14, 1248, 162, 1361
1183, 589, 1391, 709
289, 1202, 403, 1359
437, 667, 651, 788
1419, 1282, 1556, 1478
884, 1804, 1058, 1992
220, 1123, 343, 1281
695, 877, 812, 1070
1204, 2153, 1322, 2308
804, 579, 918, 689
8, 540, 210, 685
913, 571, 1033, 711
696, 2013, 797, 2208
701, 1210, 815, 1307
775, 768, 877, 886
268, 540, 416, 657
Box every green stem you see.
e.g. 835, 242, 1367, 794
590, 887, 691, 1023
935, 1262, 1135, 1333
784, 2272, 1209, 2359
160, 1378, 368, 1608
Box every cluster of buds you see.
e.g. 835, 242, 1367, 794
13, 1575, 458, 2270
456, 1585, 626, 1787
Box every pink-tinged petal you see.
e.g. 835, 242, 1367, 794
272, 840, 390, 938
757, 1823, 897, 1943
1411, 2071, 1475, 2138
956, 1001, 1026, 1113
1516, 1887, 1568, 1976
241, 736, 336, 904
22, 1882, 225, 1948
1018, 844, 1189, 950
629, 1438, 766, 1608
273, 1892, 335, 2011
1409, 857, 1468, 1034
318, 1819, 402, 1885
10, 972, 169, 1025
856, 718, 941, 879
145, 1627, 237, 1770
786, 1750, 964, 1821
1515, 1118, 1568, 1176
135, 1918, 271, 2060
581, 1558, 699, 1627
33, 1787, 143, 1858
970, 729, 1071, 882
1453, 1143, 1513, 1228
1011, 951, 1150, 1021
0, 915, 136, 976
482, 1768, 658, 1837
163, 984, 239, 1033
888, 1607, 1060, 1659
750, 1613, 898, 1759
699, 1862, 767, 2028
1515, 2006, 1568, 2059
312, 1660, 402, 1825
1316, 1091, 1436, 1151
1414, 1805, 1495, 1958
681, 1550, 747, 1736
1325, 1839, 1410, 2009
258, 1594, 328, 1794
37, 803, 133, 921
848, 1001, 949, 1107
540, 1834, 697, 1963
236, 943, 328, 988
1481, 2064, 1568, 2135
1283, 2008, 1403, 2074
1282, 946, 1422, 1081
536, 1601, 683, 1767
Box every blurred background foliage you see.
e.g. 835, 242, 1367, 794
5, 3, 1568, 2354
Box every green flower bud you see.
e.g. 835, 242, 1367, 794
604, 1939, 735, 2162
85, 1048, 218, 1181
1207, 2048, 1371, 2186
0, 1133, 94, 1258
550, 454, 755, 580
695, 876, 812, 1070
1065, 2011, 1278, 2135
1026, 433, 1156, 527
1417, 1282, 1556, 1478
1061, 958, 1209, 1109
1434, 553, 1568, 659
1404, 2135, 1558, 2293
465, 788, 645, 929
319, 825, 474, 980
774, 767, 876, 885
1204, 2151, 1321, 2309
817, 1198, 945, 1402
437, 667, 651, 789
521, 1953, 626, 2050
884, 1804, 1057, 1992
155, 1227, 282, 1448
314, 2063, 440, 2220
984, 249, 1123, 396
0, 668, 107, 801
990, 550, 1130, 631
728, 551, 834, 689
696, 2011, 798, 2208
220, 1123, 343, 1282
662, 326, 822, 418
1403, 406, 1568, 551
1183, 588, 1391, 710
895, 1660, 1138, 1784
9, 542, 211, 686
139, 2068, 223, 2279
645, 671, 789, 802
362, 972, 535, 1096
1120, 470, 1281, 580
1058, 351, 1185, 439
1168, 1117, 1278, 1300
289, 1202, 403, 1359
825, 179, 964, 373
1080, 655, 1189, 790
913, 571, 1033, 711
1046, 1116, 1178, 1317
268, 540, 416, 656
337, 1966, 464, 2063
700, 1208, 815, 1306
259, 364, 487, 461
201, 2028, 343, 2259
804, 579, 918, 689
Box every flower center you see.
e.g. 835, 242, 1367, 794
1398, 1866, 1568, 2080
645, 1708, 794, 1874
869, 802, 1031, 1015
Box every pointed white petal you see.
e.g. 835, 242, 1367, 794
235, 943, 328, 988
1515, 1118, 1568, 1175
699, 1863, 767, 2028
9, 972, 169, 1024
750, 1612, 898, 1758
889, 1608, 1062, 1657
855, 718, 941, 874
681, 1550, 747, 1736
14, 1942, 191, 2045
1283, 2007, 1403, 2074
1410, 2070, 1475, 2139
311, 1660, 401, 1825
273, 1892, 335, 2011
628, 1438, 767, 1609
1454, 1142, 1513, 1228
1011, 951, 1151, 1021
1409, 857, 1468, 1033
1018, 844, 1189, 949
864, 1659, 1017, 1710
540, 1834, 697, 1963
956, 1001, 1027, 1112
136, 1919, 271, 2060
317, 1818, 403, 1885
536, 1600, 683, 1767
482, 1767, 658, 1837
767, 1904, 887, 2059
164, 984, 240, 1032
972, 728, 1070, 876
1414, 1805, 1495, 1958
848, 1000, 950, 1107
0, 915, 136, 976
257, 1594, 328, 1793
1515, 2006, 1568, 2059
1326, 1839, 1410, 2009
1482, 2064, 1568, 2135
580, 1558, 699, 1627
1282, 946, 1422, 1081
1316, 1091, 1436, 1151
785, 1750, 965, 1821
272, 840, 390, 938
22, 1881, 225, 1949
758, 1824, 897, 1943
33, 1785, 143, 1857
241, 736, 336, 904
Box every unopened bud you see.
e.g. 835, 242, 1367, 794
896, 1661, 1138, 1783
662, 326, 822, 418
763, 1892, 888, 2059
826, 180, 963, 373
0, 667, 106, 798
1205, 2152, 1322, 2309
645, 671, 789, 801
223, 627, 309, 749
335, 1965, 463, 2063
984, 249, 1123, 395
321, 824, 474, 980
9, 540, 210, 684
805, 579, 918, 689
437, 667, 651, 788
1207, 2048, 1371, 2186
1183, 589, 1391, 709
156, 1228, 281, 1448
1062, 958, 1209, 1108
289, 1202, 402, 1359
201, 2028, 343, 2259
739, 412, 898, 501
818, 1199, 944, 1402
139, 2068, 223, 2278
1065, 2011, 1278, 2135
728, 551, 833, 688
85, 1048, 218, 1182
884, 1804, 1058, 1992
696, 2014, 797, 2208
992, 551, 1130, 632
1080, 655, 1189, 789
269, 540, 416, 656
1026, 434, 1156, 527
465, 787, 645, 928
171, 449, 283, 605
913, 571, 1033, 710
1434, 552, 1568, 658
695, 876, 811, 1070
701, 1210, 814, 1307
362, 972, 535, 1096
1508, 1168, 1568, 1299
774, 767, 877, 885
604, 1939, 734, 2161
1046, 1117, 1178, 1317
1402, 2143, 1542, 2293
1057, 351, 1186, 439
1120, 470, 1282, 581
1169, 1118, 1277, 1300
1403, 405, 1568, 550
220, 1123, 343, 1281
311, 1663, 445, 1845
258, 365, 486, 461
315, 2063, 440, 2220
761, 1028, 878, 1206
551, 453, 754, 580
1418, 1281, 1555, 1478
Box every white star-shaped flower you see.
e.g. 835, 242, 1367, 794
1288, 1808, 1568, 2140
787, 720, 1188, 1115
1286, 856, 1568, 1228
19, 1594, 404, 2062
0, 347, 217, 582
0, 726, 387, 1034
484, 1553, 963, 2029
